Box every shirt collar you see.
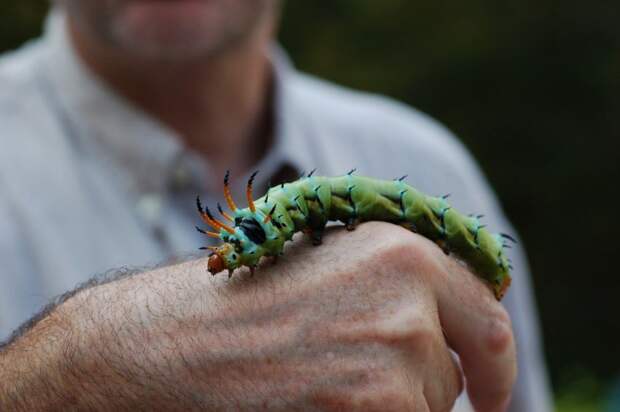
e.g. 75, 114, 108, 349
42, 9, 308, 197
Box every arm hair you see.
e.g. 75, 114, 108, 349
0, 266, 147, 351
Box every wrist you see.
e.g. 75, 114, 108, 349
0, 303, 75, 410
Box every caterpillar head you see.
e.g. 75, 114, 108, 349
208, 242, 241, 274
200, 170, 268, 275
207, 228, 263, 275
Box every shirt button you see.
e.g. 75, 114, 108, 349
136, 194, 163, 225
171, 164, 191, 190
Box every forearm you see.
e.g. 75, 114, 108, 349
0, 263, 220, 410
0, 300, 79, 410
0, 260, 303, 411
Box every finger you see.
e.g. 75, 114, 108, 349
421, 346, 464, 412
385, 300, 463, 412
430, 247, 517, 412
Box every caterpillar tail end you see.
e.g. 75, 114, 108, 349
494, 275, 512, 301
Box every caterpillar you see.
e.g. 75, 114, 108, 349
196, 170, 513, 300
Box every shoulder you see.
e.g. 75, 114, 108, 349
0, 39, 46, 111
0, 39, 76, 221
289, 71, 451, 139
0, 39, 65, 166
286, 70, 488, 195
0, 38, 57, 142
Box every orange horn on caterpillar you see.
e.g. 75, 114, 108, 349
246, 170, 258, 213
195, 226, 221, 239
196, 196, 235, 234
217, 202, 233, 222
205, 206, 235, 234
223, 170, 238, 212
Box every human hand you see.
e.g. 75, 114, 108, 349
0, 222, 515, 411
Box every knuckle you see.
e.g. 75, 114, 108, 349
405, 322, 437, 356
356, 391, 413, 411
340, 222, 445, 292
484, 306, 514, 356
370, 307, 438, 353
309, 370, 413, 412
370, 230, 440, 274
352, 379, 417, 412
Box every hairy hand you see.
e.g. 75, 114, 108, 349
0, 222, 516, 411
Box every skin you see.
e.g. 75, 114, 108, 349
0, 1, 517, 410
56, 0, 280, 186
0, 223, 516, 411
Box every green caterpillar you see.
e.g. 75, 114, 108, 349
196, 170, 513, 300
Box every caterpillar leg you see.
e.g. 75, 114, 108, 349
345, 217, 358, 231
435, 239, 451, 255
310, 228, 324, 245
399, 221, 418, 233
302, 226, 325, 245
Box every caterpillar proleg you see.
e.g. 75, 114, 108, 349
196, 171, 513, 300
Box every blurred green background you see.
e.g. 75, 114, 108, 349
1, 1, 617, 410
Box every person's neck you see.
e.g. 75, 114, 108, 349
67, 18, 274, 184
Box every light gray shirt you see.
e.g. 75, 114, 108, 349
0, 10, 552, 411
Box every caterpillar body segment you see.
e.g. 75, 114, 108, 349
197, 173, 512, 300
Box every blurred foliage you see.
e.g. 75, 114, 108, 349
555, 369, 604, 412
0, 2, 48, 50
1, 0, 618, 401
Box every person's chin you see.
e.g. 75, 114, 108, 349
113, 0, 223, 58
122, 0, 217, 22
